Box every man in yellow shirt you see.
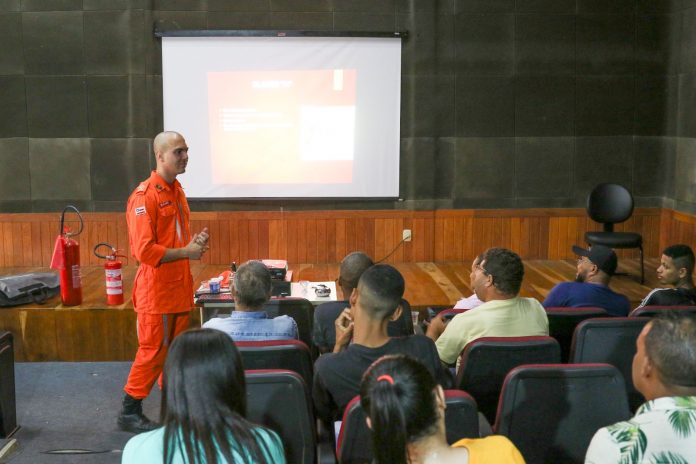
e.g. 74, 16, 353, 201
426, 248, 548, 367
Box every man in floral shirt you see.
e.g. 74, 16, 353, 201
585, 315, 696, 463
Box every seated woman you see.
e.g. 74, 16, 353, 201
360, 355, 525, 464
122, 328, 286, 464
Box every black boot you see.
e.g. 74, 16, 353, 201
117, 394, 159, 433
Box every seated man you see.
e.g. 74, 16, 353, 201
585, 315, 696, 463
543, 245, 630, 317
203, 260, 298, 341
313, 252, 412, 353
638, 244, 696, 308
427, 248, 548, 367
313, 264, 450, 425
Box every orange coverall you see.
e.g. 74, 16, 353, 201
124, 171, 193, 399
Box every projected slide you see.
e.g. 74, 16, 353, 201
208, 69, 356, 184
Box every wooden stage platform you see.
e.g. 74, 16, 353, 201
0, 258, 658, 362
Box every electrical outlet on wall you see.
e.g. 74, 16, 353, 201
403, 229, 412, 242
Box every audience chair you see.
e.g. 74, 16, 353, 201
263, 297, 315, 349
336, 390, 479, 464
245, 369, 316, 464
584, 183, 644, 283
0, 332, 17, 438
569, 317, 650, 411
237, 339, 313, 386
494, 363, 630, 464
629, 305, 696, 318
456, 336, 561, 424
545, 307, 608, 362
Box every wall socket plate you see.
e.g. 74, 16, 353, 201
403, 229, 412, 242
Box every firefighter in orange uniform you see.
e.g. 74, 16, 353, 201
118, 131, 209, 433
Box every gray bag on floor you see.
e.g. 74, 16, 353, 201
0, 272, 60, 307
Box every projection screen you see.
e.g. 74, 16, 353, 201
160, 32, 403, 199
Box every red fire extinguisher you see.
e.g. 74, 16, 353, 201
94, 243, 125, 305
50, 205, 83, 306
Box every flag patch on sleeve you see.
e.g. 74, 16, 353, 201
134, 206, 146, 216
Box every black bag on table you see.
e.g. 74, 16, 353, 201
0, 272, 60, 307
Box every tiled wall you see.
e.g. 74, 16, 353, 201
0, 0, 686, 212
672, 0, 696, 214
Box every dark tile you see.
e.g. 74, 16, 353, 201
26, 76, 88, 138
269, 0, 332, 11
516, 197, 582, 208
675, 137, 696, 204
515, 14, 575, 75
207, 12, 271, 28
455, 0, 514, 13
0, 201, 32, 213
31, 200, 94, 212
0, 77, 27, 137
270, 12, 333, 29
93, 200, 128, 212
576, 15, 635, 75
29, 138, 91, 201
208, 0, 270, 11
673, 200, 696, 215
635, 76, 678, 136
401, 75, 455, 137
456, 76, 514, 136
154, 0, 207, 9
91, 139, 151, 201
636, 14, 680, 75
453, 197, 517, 208
153, 10, 207, 31
0, 13, 23, 74
400, 137, 455, 200
515, 137, 573, 198
21, 0, 81, 10
453, 137, 515, 200
85, 10, 146, 75
0, 138, 30, 201
454, 14, 514, 75
396, 0, 454, 14
83, 0, 150, 10
515, 76, 575, 136
576, 76, 635, 136
146, 75, 163, 136
681, 8, 696, 73
633, 136, 675, 198
678, 74, 696, 137
333, 13, 396, 31
578, 0, 635, 13
0, 1, 20, 11
22, 11, 84, 74
397, 14, 455, 75
88, 76, 148, 138
515, 0, 576, 13
333, 0, 395, 13
574, 136, 634, 199
144, 10, 161, 75
635, 0, 683, 13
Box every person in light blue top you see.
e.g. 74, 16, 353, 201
122, 328, 286, 464
203, 260, 298, 341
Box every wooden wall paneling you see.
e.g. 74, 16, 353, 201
11, 222, 22, 266
374, 218, 387, 263
538, 216, 550, 260
306, 219, 318, 264
335, 218, 347, 261
218, 219, 231, 265
19, 309, 58, 361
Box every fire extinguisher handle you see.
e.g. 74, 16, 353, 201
60, 205, 84, 236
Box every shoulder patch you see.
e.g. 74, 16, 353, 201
134, 206, 146, 216
135, 182, 149, 195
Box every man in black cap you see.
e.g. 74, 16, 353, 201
543, 244, 630, 316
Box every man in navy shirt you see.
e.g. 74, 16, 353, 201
543, 245, 630, 316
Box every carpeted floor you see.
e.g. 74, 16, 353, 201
5, 362, 160, 463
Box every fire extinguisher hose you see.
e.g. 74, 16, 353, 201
59, 205, 84, 237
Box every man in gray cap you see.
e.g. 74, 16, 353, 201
543, 245, 630, 316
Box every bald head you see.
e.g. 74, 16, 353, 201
153, 131, 184, 155
339, 252, 374, 296
153, 131, 189, 183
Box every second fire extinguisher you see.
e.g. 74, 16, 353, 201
94, 243, 125, 305
50, 205, 83, 306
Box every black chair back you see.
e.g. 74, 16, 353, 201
456, 336, 561, 423
337, 390, 479, 464
237, 339, 313, 386
245, 369, 315, 464
570, 317, 650, 411
630, 305, 696, 318
545, 307, 608, 362
263, 297, 315, 348
587, 183, 634, 231
0, 331, 17, 438
494, 363, 630, 464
